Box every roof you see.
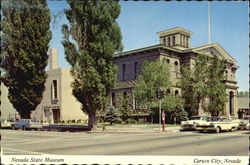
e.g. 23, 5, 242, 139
189, 43, 237, 64
113, 44, 182, 58
157, 27, 193, 37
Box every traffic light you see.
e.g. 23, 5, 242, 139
156, 89, 164, 100
160, 90, 164, 99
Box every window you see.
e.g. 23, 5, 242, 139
122, 64, 126, 81
172, 36, 175, 45
163, 38, 166, 45
52, 80, 58, 100
180, 35, 182, 46
168, 37, 171, 46
111, 93, 116, 107
166, 89, 171, 95
186, 37, 188, 47
183, 36, 186, 47
175, 90, 179, 96
134, 62, 138, 80
174, 61, 179, 70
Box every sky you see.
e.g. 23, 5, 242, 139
47, 1, 249, 91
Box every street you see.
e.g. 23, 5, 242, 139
1, 129, 249, 156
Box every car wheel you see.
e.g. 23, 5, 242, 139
199, 130, 204, 133
231, 127, 237, 132
22, 126, 26, 130
215, 127, 221, 133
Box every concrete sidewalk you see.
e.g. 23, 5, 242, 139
90, 124, 180, 133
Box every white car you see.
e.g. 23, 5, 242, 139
0, 119, 13, 129
180, 116, 210, 131
196, 116, 239, 133
238, 116, 250, 130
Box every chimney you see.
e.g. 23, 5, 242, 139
49, 48, 58, 70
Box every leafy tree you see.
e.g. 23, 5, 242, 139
238, 91, 249, 97
1, 0, 51, 118
119, 92, 132, 122
62, 0, 122, 130
180, 55, 209, 117
104, 106, 122, 125
134, 59, 171, 112
204, 55, 227, 116
181, 54, 228, 117
162, 94, 187, 123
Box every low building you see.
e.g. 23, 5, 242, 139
32, 48, 87, 123
237, 97, 250, 119
1, 48, 87, 123
0, 83, 18, 120
110, 27, 239, 117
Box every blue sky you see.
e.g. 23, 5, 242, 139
48, 1, 248, 91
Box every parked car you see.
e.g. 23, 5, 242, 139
0, 119, 13, 129
246, 123, 250, 130
12, 119, 43, 131
180, 116, 210, 131
238, 116, 250, 130
196, 116, 239, 133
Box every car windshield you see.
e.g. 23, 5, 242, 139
190, 117, 201, 120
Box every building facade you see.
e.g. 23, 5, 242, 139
32, 48, 87, 123
1, 48, 87, 123
110, 27, 239, 117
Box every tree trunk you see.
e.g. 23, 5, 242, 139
20, 112, 31, 119
88, 112, 97, 130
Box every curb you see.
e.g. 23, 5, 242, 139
86, 129, 180, 134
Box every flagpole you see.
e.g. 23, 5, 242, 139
208, 1, 211, 44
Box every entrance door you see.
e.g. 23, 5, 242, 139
52, 109, 60, 122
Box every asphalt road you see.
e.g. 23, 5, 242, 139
1, 129, 249, 156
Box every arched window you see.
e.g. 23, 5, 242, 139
175, 90, 179, 96
174, 61, 178, 66
166, 89, 171, 95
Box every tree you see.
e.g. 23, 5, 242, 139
134, 59, 172, 111
204, 54, 227, 116
62, 0, 122, 130
119, 92, 132, 122
181, 54, 228, 117
161, 94, 187, 123
1, 0, 51, 118
180, 54, 209, 117
104, 106, 122, 125
238, 91, 249, 97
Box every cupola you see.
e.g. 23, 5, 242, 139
157, 27, 192, 48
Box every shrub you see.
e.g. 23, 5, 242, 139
104, 106, 122, 125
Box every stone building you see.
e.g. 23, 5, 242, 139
110, 27, 239, 117
1, 48, 87, 123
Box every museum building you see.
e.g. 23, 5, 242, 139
110, 27, 239, 117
